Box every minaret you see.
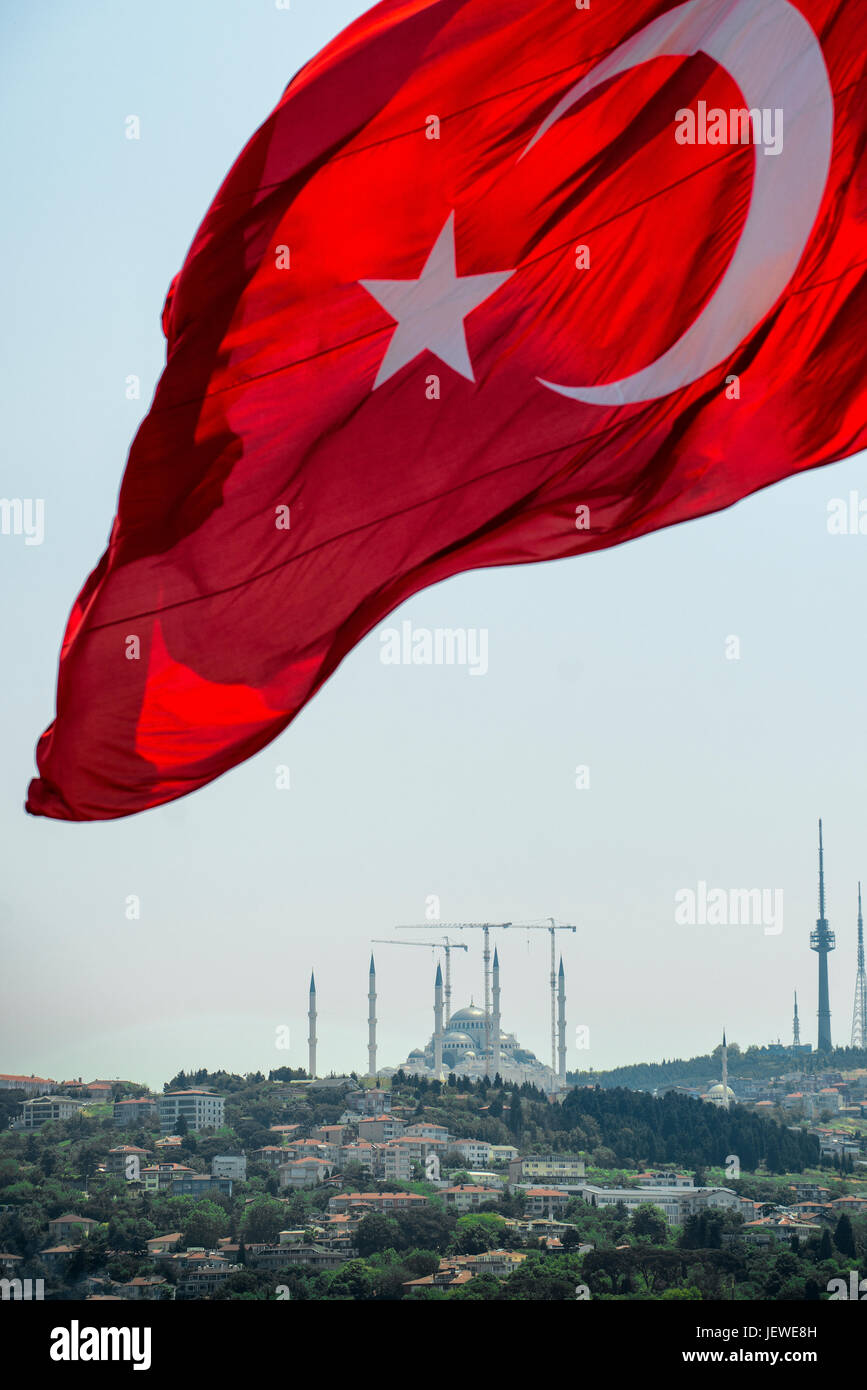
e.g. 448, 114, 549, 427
368, 954, 377, 1077
308, 971, 317, 1079
810, 819, 835, 1052
721, 1030, 729, 1110
557, 956, 567, 1081
792, 991, 801, 1047
433, 964, 444, 1079
851, 883, 867, 1048
492, 948, 501, 1077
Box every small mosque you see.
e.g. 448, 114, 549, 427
702, 1031, 737, 1108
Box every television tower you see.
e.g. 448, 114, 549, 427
792, 990, 800, 1047
368, 954, 377, 1077
851, 882, 867, 1048
810, 819, 835, 1052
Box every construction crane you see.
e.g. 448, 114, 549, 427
514, 919, 578, 1075
396, 923, 513, 1073
371, 937, 468, 1024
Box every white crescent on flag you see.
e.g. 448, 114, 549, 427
522, 0, 834, 406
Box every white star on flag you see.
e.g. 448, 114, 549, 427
360, 212, 514, 388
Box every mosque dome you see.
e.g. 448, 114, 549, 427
441, 1031, 474, 1047
705, 1084, 736, 1103
449, 1005, 486, 1024
408, 1048, 425, 1059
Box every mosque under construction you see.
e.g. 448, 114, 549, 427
306, 946, 568, 1092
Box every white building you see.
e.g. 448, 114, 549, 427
211, 1155, 246, 1182
580, 1184, 749, 1227
16, 1095, 87, 1129
452, 1139, 491, 1167
157, 1090, 225, 1134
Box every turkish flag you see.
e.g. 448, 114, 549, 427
27, 0, 867, 820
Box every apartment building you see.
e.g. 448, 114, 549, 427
157, 1090, 225, 1134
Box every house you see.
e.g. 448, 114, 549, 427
118, 1276, 170, 1301
739, 1215, 822, 1246
453, 1139, 492, 1167
113, 1097, 158, 1128
372, 1142, 413, 1183
440, 1185, 502, 1213
327, 1191, 428, 1214
310, 1125, 352, 1145
141, 1163, 195, 1193
251, 1146, 293, 1169
41, 1245, 82, 1269
634, 1170, 693, 1189
105, 1146, 151, 1179
523, 1188, 572, 1218
579, 1184, 749, 1227
0, 1074, 56, 1095
357, 1116, 406, 1142
404, 1268, 475, 1291
830, 1194, 867, 1214
404, 1250, 525, 1290
175, 1258, 237, 1300
171, 1175, 233, 1198
278, 1159, 332, 1190
265, 1244, 350, 1270
403, 1122, 450, 1144
488, 1145, 519, 1164
16, 1095, 87, 1129
48, 1214, 97, 1242
510, 1155, 586, 1183
346, 1088, 392, 1116
211, 1155, 246, 1182
146, 1234, 183, 1257
466, 1171, 506, 1189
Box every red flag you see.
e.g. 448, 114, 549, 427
27, 0, 867, 820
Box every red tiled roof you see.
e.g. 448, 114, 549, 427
0, 1073, 56, 1084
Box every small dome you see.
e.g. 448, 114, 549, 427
441, 1031, 474, 1047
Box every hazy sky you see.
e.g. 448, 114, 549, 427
2, 1, 865, 1092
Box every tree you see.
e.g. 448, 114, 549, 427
508, 1095, 523, 1137
183, 1200, 228, 1251
355, 1213, 401, 1257
834, 1212, 857, 1257
632, 1203, 667, 1245
450, 1213, 506, 1255
242, 1198, 285, 1245
327, 1260, 376, 1301
174, 1113, 189, 1137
